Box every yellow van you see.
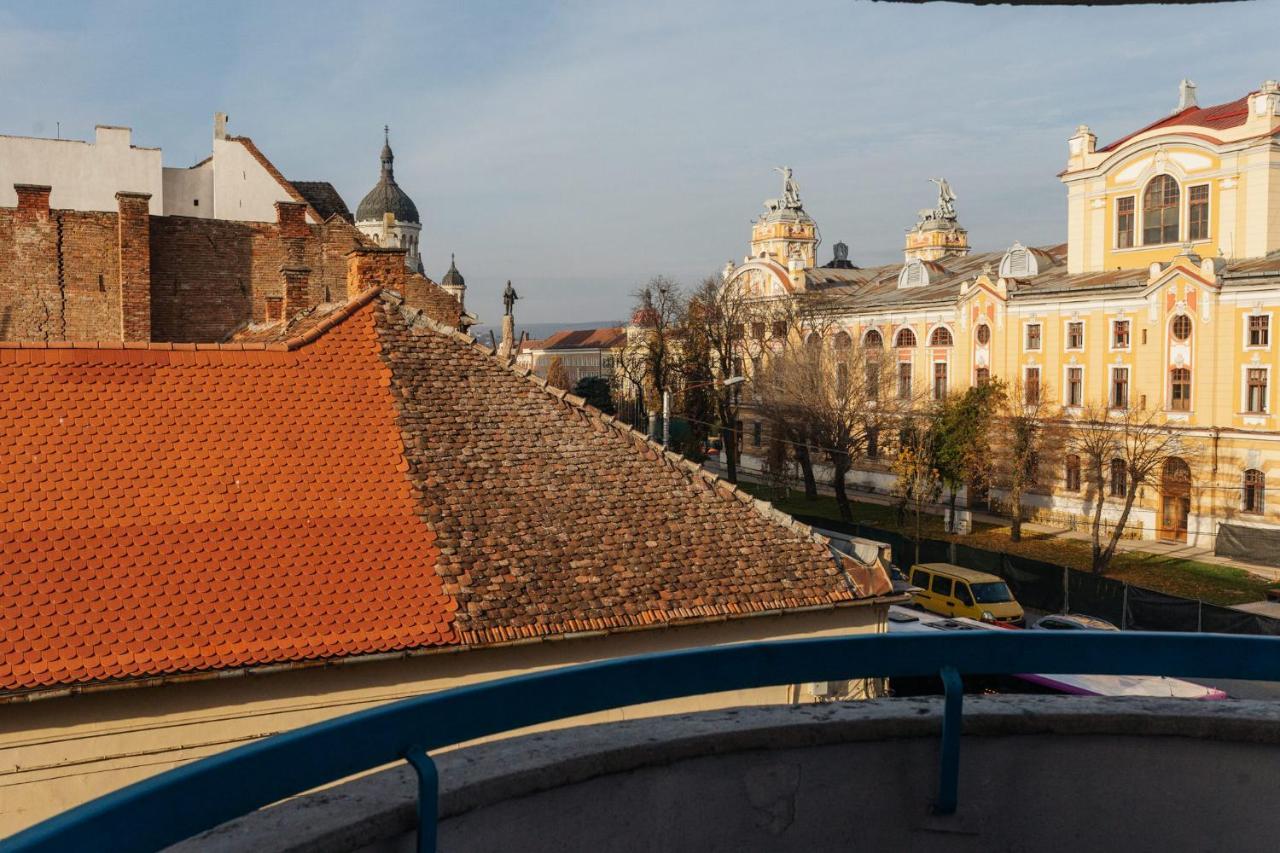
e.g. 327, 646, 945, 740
907, 563, 1024, 626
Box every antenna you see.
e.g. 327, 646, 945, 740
56, 121, 60, 139
489, 329, 498, 350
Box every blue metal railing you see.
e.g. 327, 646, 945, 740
5, 631, 1280, 853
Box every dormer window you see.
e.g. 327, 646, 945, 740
1142, 175, 1179, 245
998, 241, 1038, 278
898, 258, 928, 289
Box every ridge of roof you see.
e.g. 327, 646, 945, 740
1097, 92, 1252, 153
387, 294, 875, 586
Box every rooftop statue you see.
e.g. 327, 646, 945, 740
503, 280, 519, 316
764, 166, 804, 213
930, 177, 957, 221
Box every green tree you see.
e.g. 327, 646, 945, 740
573, 375, 616, 415
934, 380, 1006, 532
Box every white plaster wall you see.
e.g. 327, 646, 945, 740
0, 126, 162, 213
162, 164, 214, 218
211, 137, 297, 222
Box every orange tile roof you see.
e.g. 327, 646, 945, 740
0, 292, 455, 692
1, 291, 890, 696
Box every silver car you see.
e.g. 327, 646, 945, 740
1033, 613, 1119, 631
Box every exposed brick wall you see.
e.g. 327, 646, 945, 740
404, 272, 463, 328
0, 188, 123, 342
116, 192, 151, 342
345, 248, 406, 299
149, 215, 366, 342
1, 195, 371, 343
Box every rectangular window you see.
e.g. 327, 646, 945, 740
1067, 366, 1083, 407
1067, 321, 1084, 350
752, 421, 762, 447
1111, 367, 1129, 409
898, 361, 912, 400
1244, 470, 1265, 515
771, 320, 787, 339
1025, 323, 1042, 351
975, 367, 990, 387
1065, 455, 1081, 492
1249, 315, 1270, 348
1116, 196, 1135, 248
866, 360, 880, 400
1188, 184, 1209, 241
933, 362, 947, 401
930, 575, 953, 597
1248, 368, 1268, 413
867, 427, 879, 459
1112, 320, 1130, 349
751, 321, 766, 340
1110, 458, 1127, 497
1025, 367, 1041, 404
1170, 368, 1191, 411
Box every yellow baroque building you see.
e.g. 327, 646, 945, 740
725, 79, 1280, 549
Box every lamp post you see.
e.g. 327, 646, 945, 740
663, 376, 746, 449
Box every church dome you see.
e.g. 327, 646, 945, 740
355, 129, 420, 224
441, 254, 465, 288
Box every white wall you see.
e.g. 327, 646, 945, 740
0, 126, 163, 213
211, 137, 298, 222
162, 163, 214, 218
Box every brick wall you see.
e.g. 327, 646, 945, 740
0, 187, 124, 342
0, 190, 446, 343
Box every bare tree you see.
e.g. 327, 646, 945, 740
624, 277, 684, 440
682, 275, 750, 482
1067, 403, 1190, 573
992, 379, 1055, 542
755, 316, 909, 522
893, 414, 942, 565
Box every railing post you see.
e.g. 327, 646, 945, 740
404, 748, 439, 853
935, 666, 963, 816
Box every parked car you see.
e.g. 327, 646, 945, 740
908, 563, 1024, 626
1032, 613, 1119, 631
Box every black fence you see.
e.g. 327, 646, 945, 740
796, 515, 1280, 636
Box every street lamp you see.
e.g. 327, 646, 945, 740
663, 376, 746, 449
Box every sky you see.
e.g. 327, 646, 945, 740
1, 1, 1277, 324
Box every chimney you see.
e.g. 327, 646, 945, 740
116, 191, 152, 342
275, 201, 309, 239
213, 112, 229, 141
14, 184, 51, 217
281, 266, 312, 317
1175, 79, 1198, 113
345, 247, 406, 300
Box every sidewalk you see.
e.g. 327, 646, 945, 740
709, 459, 1280, 584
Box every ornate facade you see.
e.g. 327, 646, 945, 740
725, 79, 1280, 547
355, 127, 424, 274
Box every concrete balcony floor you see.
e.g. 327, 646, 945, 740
174, 696, 1280, 853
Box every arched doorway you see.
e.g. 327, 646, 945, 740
1160, 457, 1192, 542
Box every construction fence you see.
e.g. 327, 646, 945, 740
796, 515, 1280, 637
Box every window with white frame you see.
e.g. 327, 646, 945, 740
1188, 184, 1210, 242
1024, 367, 1041, 404
1247, 367, 1268, 413
1066, 366, 1083, 407
1066, 321, 1084, 350
1248, 314, 1270, 348
1025, 322, 1042, 351
1116, 196, 1135, 248
1111, 319, 1130, 350
1111, 367, 1129, 409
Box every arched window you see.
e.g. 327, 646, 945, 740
929, 327, 953, 347
1171, 314, 1192, 341
1244, 469, 1265, 514
1143, 175, 1180, 245
832, 330, 852, 351
836, 362, 849, 398
976, 324, 990, 345
1065, 454, 1081, 492
895, 328, 917, 348
864, 329, 883, 349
